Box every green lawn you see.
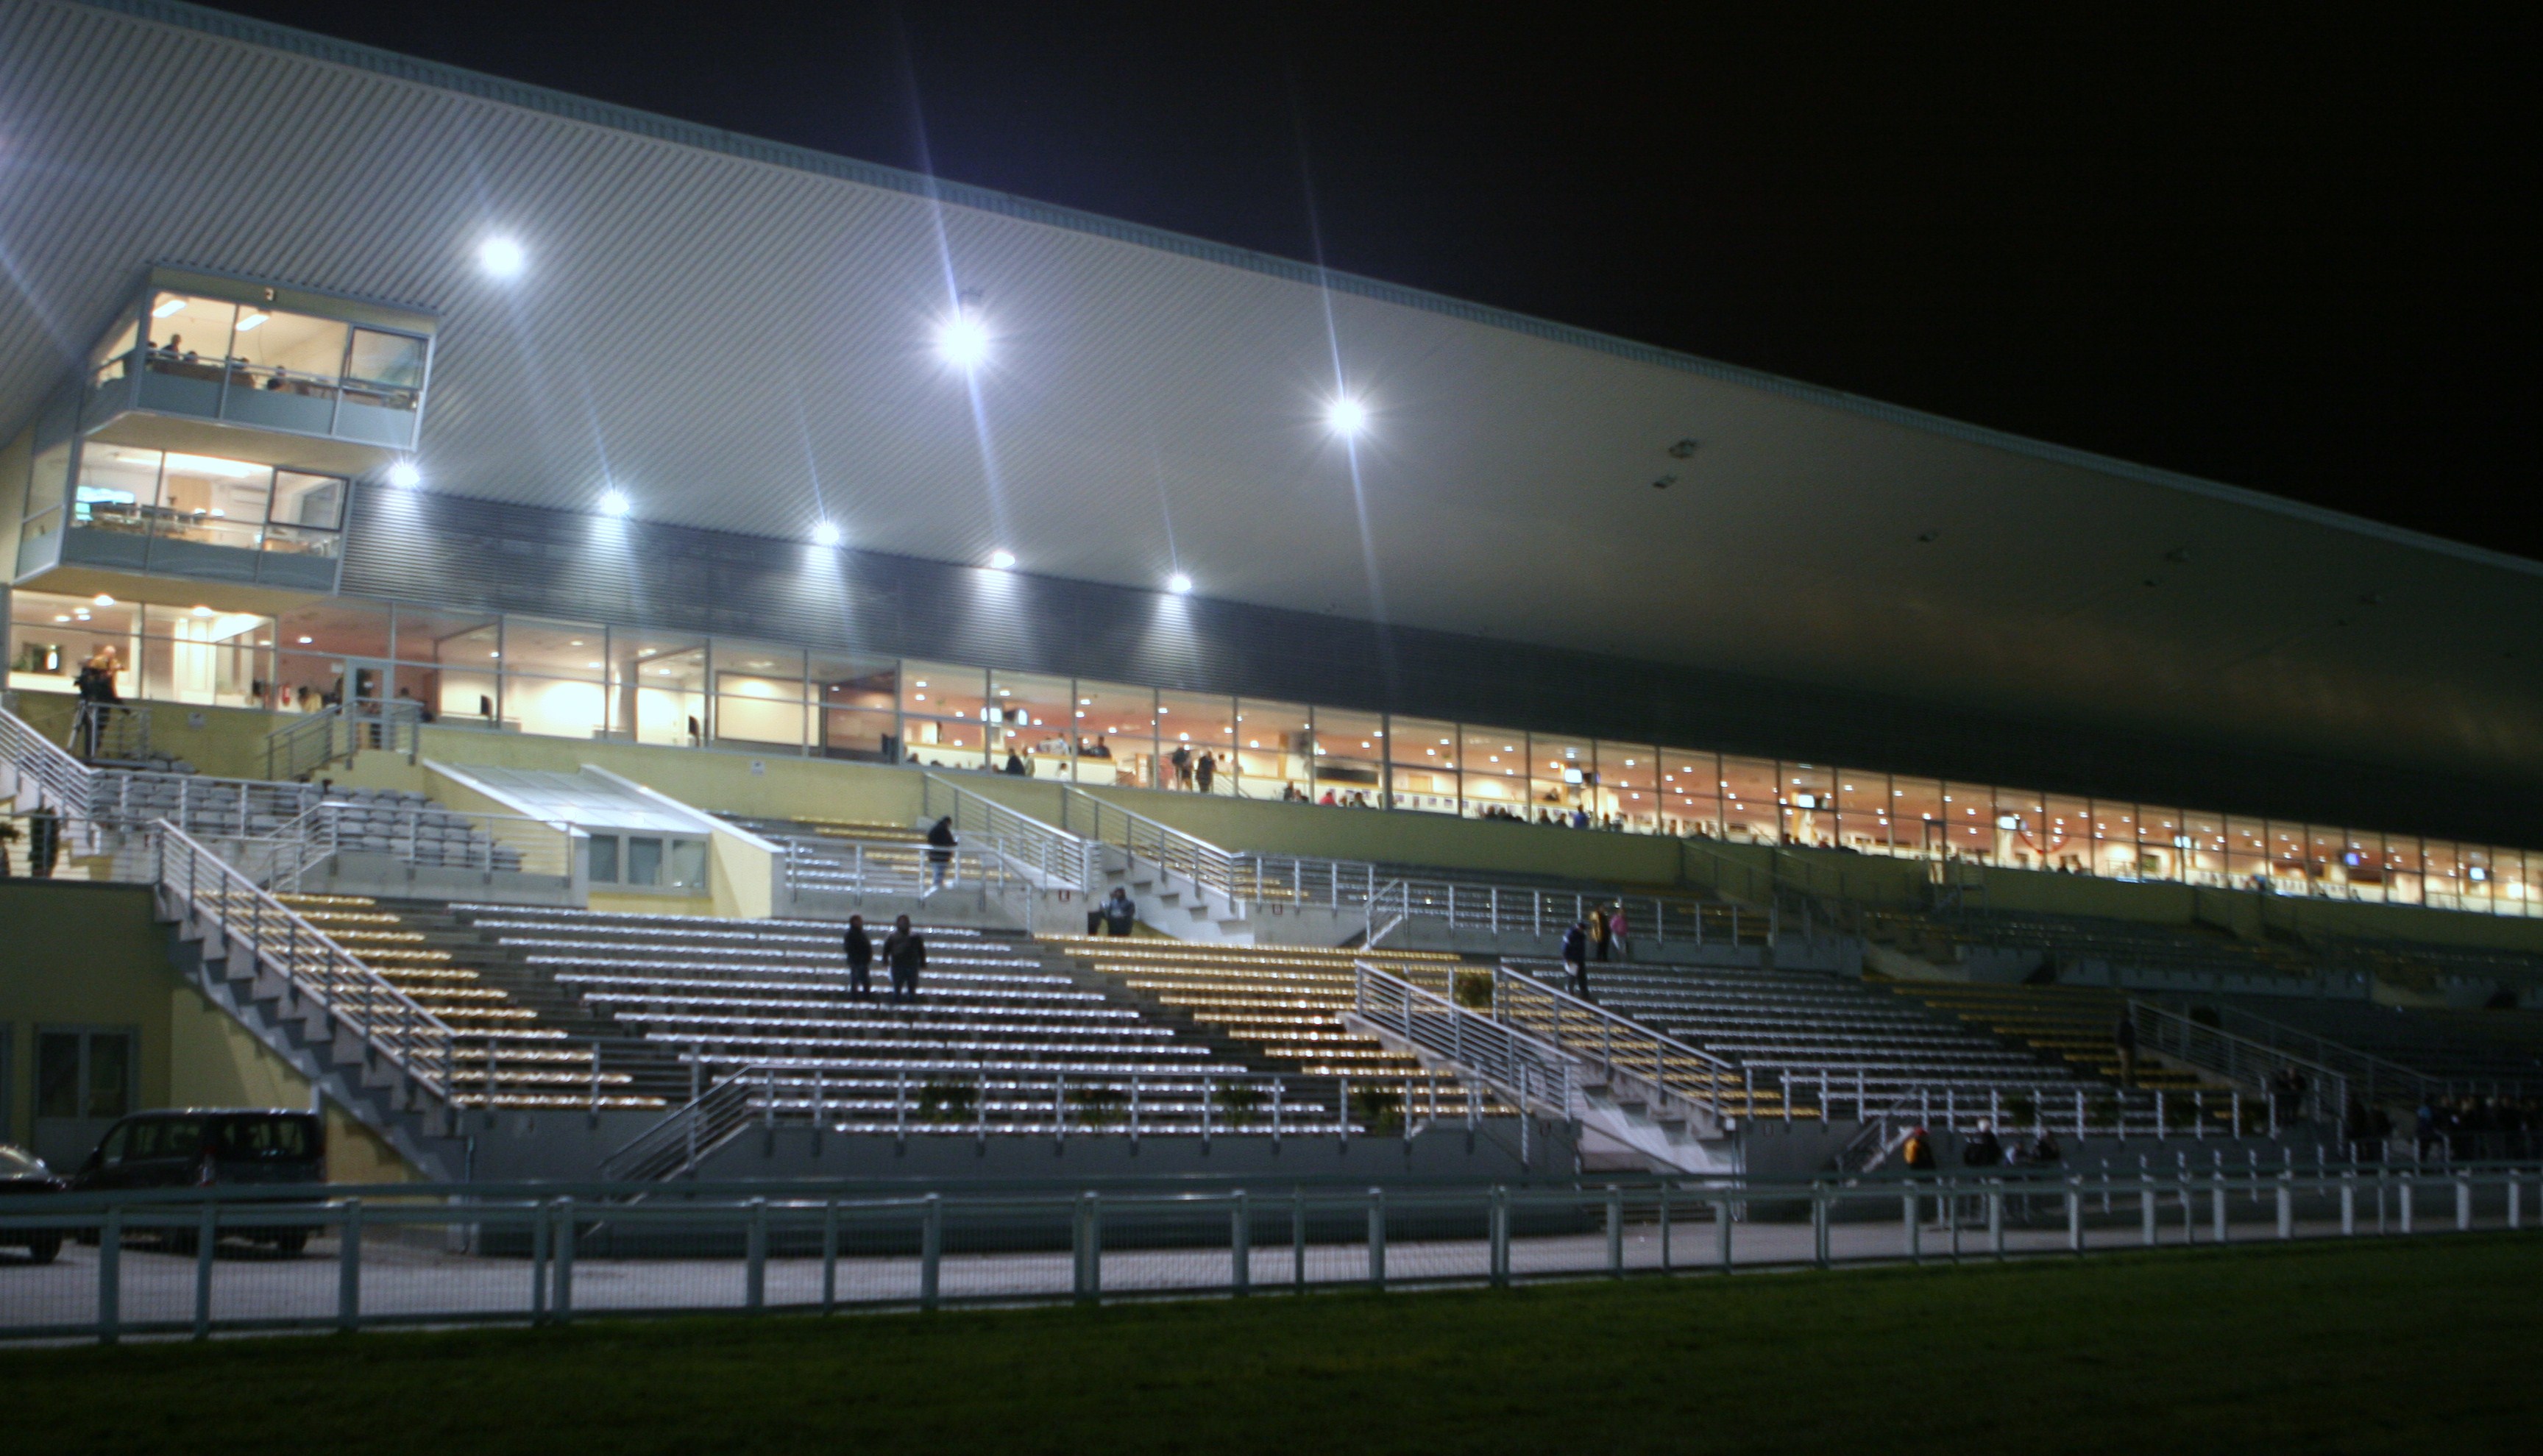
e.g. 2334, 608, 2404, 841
7, 1237, 2539, 1454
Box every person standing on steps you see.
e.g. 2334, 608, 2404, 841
1587, 903, 1612, 963
924, 815, 956, 892
1101, 887, 1138, 937
844, 914, 873, 998
2113, 1009, 2139, 1087
884, 914, 926, 1001
1607, 903, 1632, 962
1561, 918, 1591, 998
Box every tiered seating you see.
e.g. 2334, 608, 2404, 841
2322, 938, 2543, 995
1049, 938, 1461, 1081
726, 815, 934, 897
1508, 958, 2094, 1108
274, 893, 657, 1109
1865, 907, 2315, 982
2219, 997, 2543, 1090
1882, 981, 2205, 1093
316, 788, 516, 869
441, 906, 1295, 1129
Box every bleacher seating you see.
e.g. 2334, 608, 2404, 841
1865, 906, 2316, 982
1882, 981, 2206, 1093
1047, 937, 1461, 1081
2318, 937, 2543, 995
2215, 997, 2543, 1090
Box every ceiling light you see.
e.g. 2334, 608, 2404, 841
597, 489, 631, 517
191, 604, 212, 616
385, 461, 422, 489
52, 614, 69, 623
937, 313, 991, 369
987, 550, 1016, 570
298, 636, 313, 644
809, 520, 843, 547
479, 237, 526, 279
93, 594, 115, 606
235, 312, 269, 332
1327, 396, 1369, 437
152, 297, 188, 319
1166, 572, 1193, 594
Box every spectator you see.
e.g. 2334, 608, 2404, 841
924, 816, 956, 891
1588, 904, 1612, 963
1608, 903, 1632, 962
1900, 1125, 1937, 1173
1319, 789, 1337, 806
884, 914, 926, 1001
1101, 887, 1138, 937
1003, 749, 1029, 776
24, 804, 60, 879
1560, 920, 1590, 998
843, 914, 873, 998
1087, 735, 1113, 759
1196, 750, 1217, 794
1169, 742, 1192, 789
2113, 1011, 2138, 1087
1961, 1121, 2003, 1168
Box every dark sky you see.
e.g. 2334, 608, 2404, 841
207, 1, 2542, 558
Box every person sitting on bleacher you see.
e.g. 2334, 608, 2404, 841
884, 915, 926, 1001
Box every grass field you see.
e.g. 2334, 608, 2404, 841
6, 1235, 2539, 1453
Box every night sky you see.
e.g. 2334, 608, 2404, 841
203, 1, 2540, 558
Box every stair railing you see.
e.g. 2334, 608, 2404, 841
263, 700, 424, 781
1, 703, 99, 815
599, 1066, 759, 1182
149, 820, 457, 1101
1487, 962, 1742, 1126
918, 774, 1090, 891
2204, 1003, 2460, 1106
2127, 1001, 2349, 1119
1349, 962, 1576, 1121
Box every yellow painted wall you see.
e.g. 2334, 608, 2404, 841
0, 881, 413, 1179
709, 822, 776, 919
9, 688, 283, 781
589, 889, 714, 917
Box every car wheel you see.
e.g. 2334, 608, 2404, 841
268, 1229, 309, 1255
26, 1235, 62, 1265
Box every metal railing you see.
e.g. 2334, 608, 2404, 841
1486, 964, 1742, 1124
2128, 1001, 2349, 1118
10, 1162, 2539, 1343
1, 702, 98, 813
1350, 962, 1578, 1120
1239, 853, 1771, 946
2205, 1003, 2491, 1104
68, 700, 152, 763
265, 700, 425, 781
152, 820, 458, 1100
1056, 784, 1240, 902
235, 800, 578, 891
918, 774, 1090, 891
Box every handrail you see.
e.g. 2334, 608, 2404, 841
600, 1066, 757, 1182
0, 703, 98, 812
918, 774, 1089, 892
1351, 962, 1576, 1119
2201, 1003, 2460, 1105
149, 820, 457, 1101
1235, 852, 1768, 946
1488, 962, 1741, 1123
2128, 1001, 2349, 1118
1057, 784, 1240, 899
265, 700, 424, 781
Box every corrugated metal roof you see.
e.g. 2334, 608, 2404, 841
4, 0, 2541, 792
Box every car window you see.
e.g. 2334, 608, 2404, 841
125, 1121, 160, 1160
0, 1146, 44, 1176
95, 1124, 130, 1164
216, 1118, 314, 1159
160, 1121, 203, 1158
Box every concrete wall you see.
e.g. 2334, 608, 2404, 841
0, 881, 411, 1180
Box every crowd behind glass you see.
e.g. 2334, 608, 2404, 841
7, 588, 2533, 918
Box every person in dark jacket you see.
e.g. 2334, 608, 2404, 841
1560, 920, 1590, 998
924, 816, 956, 891
2113, 1012, 2138, 1087
1101, 887, 1137, 937
884, 914, 926, 1001
24, 804, 61, 879
844, 914, 873, 998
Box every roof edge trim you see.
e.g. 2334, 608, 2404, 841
68, 0, 2542, 580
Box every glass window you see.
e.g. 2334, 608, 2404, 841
1235, 699, 1315, 802
153, 453, 271, 552
814, 652, 899, 761
1720, 756, 1778, 843
227, 308, 348, 396
588, 834, 620, 884
713, 639, 806, 750
1600, 743, 1659, 834
346, 328, 427, 397
267, 472, 347, 547
2138, 806, 2184, 881
141, 605, 269, 708
1941, 782, 1993, 863
88, 305, 140, 386
1996, 787, 2047, 870
1529, 734, 1594, 825
503, 619, 611, 741
625, 836, 664, 887
616, 631, 706, 747
35, 1031, 82, 1118
2386, 837, 2424, 905
899, 661, 987, 769
1388, 715, 1458, 814
668, 838, 709, 891
146, 293, 236, 371
1891, 776, 1944, 856
1838, 770, 1891, 854
1660, 749, 1720, 839
990, 670, 1076, 780
1158, 691, 1238, 795
24, 440, 70, 519
1462, 725, 1531, 820
1784, 764, 1836, 848
1311, 707, 1385, 807
72, 444, 160, 534
1074, 680, 1155, 786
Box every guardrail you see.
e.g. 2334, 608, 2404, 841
1350, 962, 1578, 1120
1485, 964, 1743, 1124
2129, 1001, 2349, 1118
151, 820, 457, 1101
1056, 784, 1240, 900
1238, 853, 1771, 946
7, 1163, 2538, 1343
2203, 1003, 2500, 1104
68, 700, 152, 763
236, 800, 578, 891
918, 774, 1090, 891
265, 700, 424, 781
0, 701, 98, 813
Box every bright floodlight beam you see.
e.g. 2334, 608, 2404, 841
478, 237, 526, 279
597, 489, 631, 517
937, 313, 991, 370
810, 520, 843, 547
1327, 396, 1369, 437
1166, 572, 1194, 594
987, 550, 1016, 570
384, 461, 422, 489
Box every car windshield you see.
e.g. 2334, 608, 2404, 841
214, 1118, 313, 1159
0, 1146, 46, 1176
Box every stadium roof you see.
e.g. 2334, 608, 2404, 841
3, 0, 2539, 793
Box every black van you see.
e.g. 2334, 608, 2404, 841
71, 1109, 327, 1251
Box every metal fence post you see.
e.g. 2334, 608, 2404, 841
1659, 1183, 1673, 1272
529, 1201, 550, 1324
552, 1196, 575, 1323
921, 1193, 944, 1311
745, 1197, 768, 1310
2399, 1173, 2413, 1235
822, 1199, 840, 1314
1988, 1186, 2004, 1260
2276, 1176, 2293, 1240
1904, 1187, 1920, 1264
1490, 1185, 1510, 1287
1358, 1187, 1386, 1290
2212, 1177, 2229, 1244
98, 1204, 122, 1346
1294, 1188, 1308, 1290
1085, 1191, 1102, 1301
1716, 1196, 1733, 1274
2456, 1173, 2472, 1232
2067, 1179, 2084, 1254
1812, 1185, 1830, 1269
1606, 1185, 1625, 1277
338, 1198, 363, 1332
2341, 1172, 2357, 1236
2511, 1176, 2523, 1233
1232, 1190, 1251, 1296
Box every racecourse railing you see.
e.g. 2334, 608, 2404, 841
5, 1162, 2539, 1344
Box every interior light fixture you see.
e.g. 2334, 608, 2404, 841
151, 297, 188, 319
597, 489, 632, 517
987, 550, 1016, 570
298, 636, 313, 644
478, 237, 527, 279
191, 605, 212, 616
809, 520, 843, 547
385, 461, 422, 489
1326, 396, 1369, 437
1166, 572, 1193, 594
937, 312, 991, 370
235, 312, 269, 332
92, 594, 115, 606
